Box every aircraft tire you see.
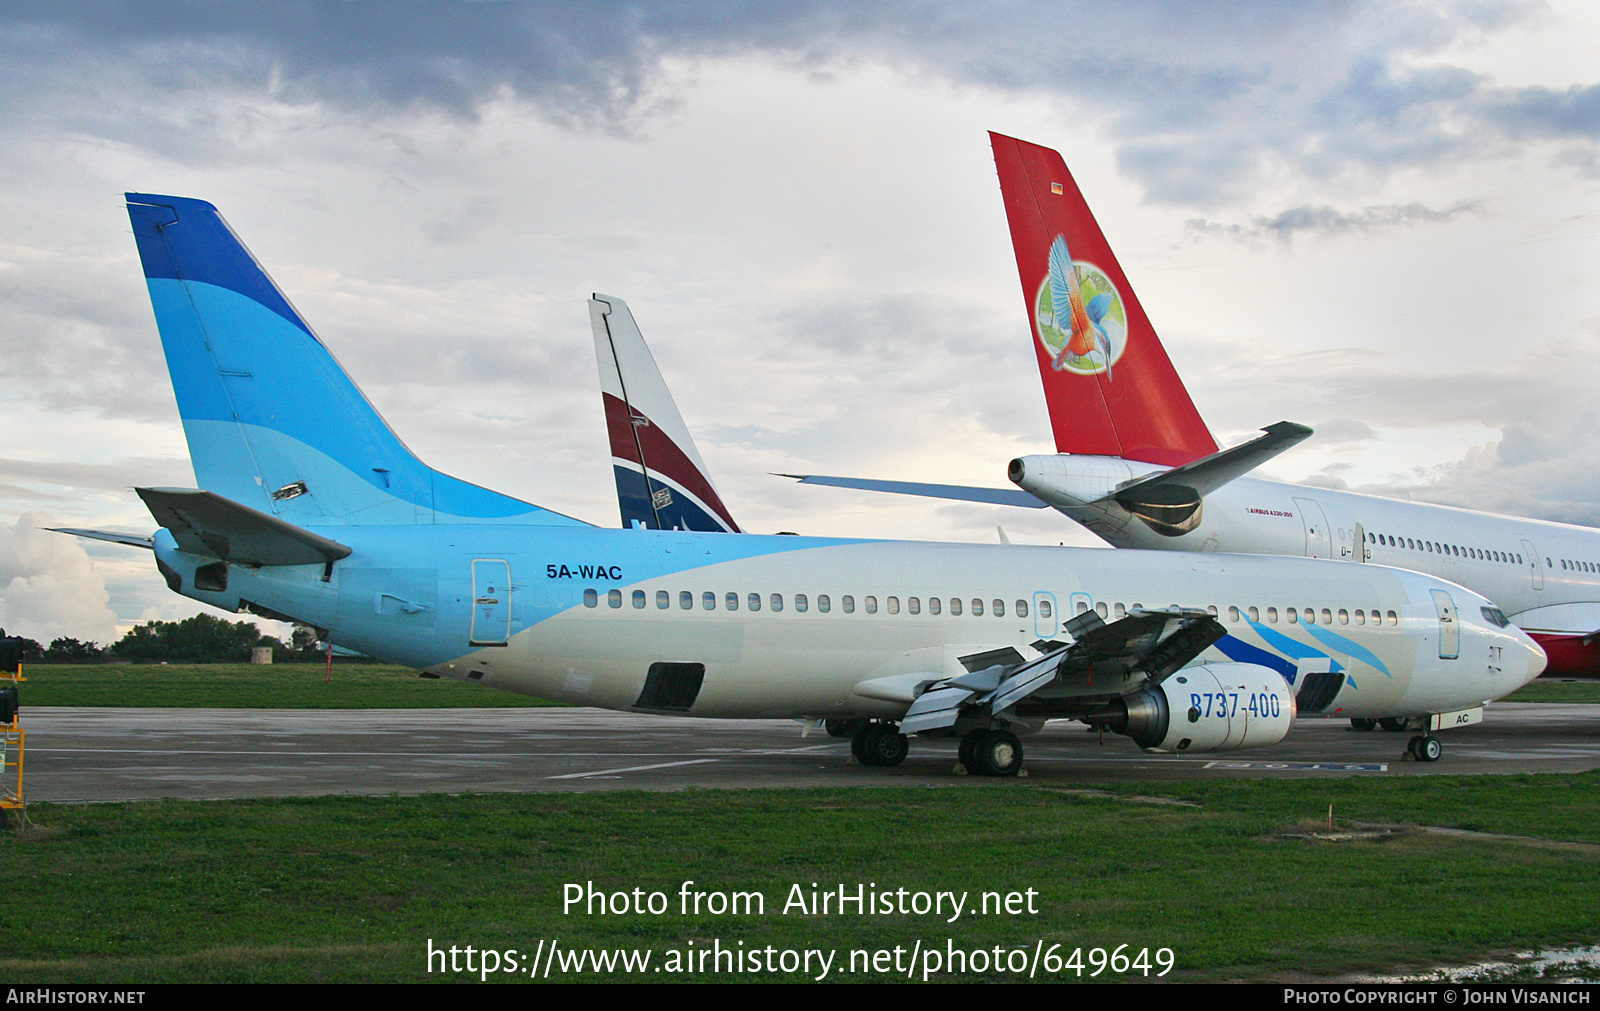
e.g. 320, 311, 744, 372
958, 730, 982, 770
852, 722, 908, 767
1379, 717, 1410, 732
1349, 718, 1377, 731
965, 730, 1023, 778
1409, 735, 1443, 763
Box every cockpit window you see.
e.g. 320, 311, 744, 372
1480, 606, 1510, 628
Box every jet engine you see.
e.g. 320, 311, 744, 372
1092, 662, 1295, 752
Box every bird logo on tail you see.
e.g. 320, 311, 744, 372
1037, 234, 1127, 378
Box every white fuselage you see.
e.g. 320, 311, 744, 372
180, 527, 1545, 723
1015, 455, 1600, 638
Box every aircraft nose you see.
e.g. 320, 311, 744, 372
1522, 629, 1548, 680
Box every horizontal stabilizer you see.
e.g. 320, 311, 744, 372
780, 474, 1046, 509
136, 487, 352, 566
48, 528, 155, 550
1104, 422, 1312, 506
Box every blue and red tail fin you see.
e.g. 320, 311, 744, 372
126, 193, 585, 528
590, 295, 740, 533
989, 133, 1217, 466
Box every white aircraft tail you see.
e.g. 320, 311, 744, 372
590, 295, 740, 532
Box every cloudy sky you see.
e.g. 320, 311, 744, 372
1, 0, 1597, 644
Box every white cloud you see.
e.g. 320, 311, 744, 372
0, 514, 121, 644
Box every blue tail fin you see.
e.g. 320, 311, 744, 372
125, 194, 585, 528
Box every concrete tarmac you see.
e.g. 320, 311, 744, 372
19, 702, 1600, 803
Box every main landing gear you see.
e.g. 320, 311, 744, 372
845, 721, 1026, 776
850, 721, 909, 767
959, 728, 1023, 777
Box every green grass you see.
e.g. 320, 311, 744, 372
1502, 679, 1600, 703
4, 776, 1599, 983
15, 663, 564, 709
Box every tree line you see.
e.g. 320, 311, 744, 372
0, 615, 326, 664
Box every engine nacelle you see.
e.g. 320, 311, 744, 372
1098, 662, 1296, 753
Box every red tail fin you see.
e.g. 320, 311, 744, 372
990, 132, 1216, 466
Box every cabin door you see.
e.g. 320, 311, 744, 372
1521, 539, 1544, 591
1430, 589, 1460, 660
1293, 498, 1331, 559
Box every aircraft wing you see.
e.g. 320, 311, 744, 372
899, 608, 1225, 734
48, 528, 155, 550
136, 487, 352, 566
780, 474, 1047, 509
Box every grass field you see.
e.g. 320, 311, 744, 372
13, 663, 563, 709
16, 663, 1600, 710
4, 776, 1599, 983
1502, 679, 1600, 703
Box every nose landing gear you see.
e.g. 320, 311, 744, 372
1407, 735, 1443, 762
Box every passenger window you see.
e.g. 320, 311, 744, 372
1017, 600, 1028, 618
584, 589, 598, 607
1321, 608, 1332, 624
1288, 607, 1299, 623
703, 591, 716, 610
907, 597, 920, 615
796, 593, 808, 613
950, 598, 962, 616
842, 595, 854, 614
608, 589, 622, 608
865, 596, 878, 614
748, 593, 762, 612
993, 599, 1005, 617
725, 591, 739, 611
1247, 606, 1259, 622
1228, 605, 1241, 622
1267, 607, 1278, 623
1114, 602, 1126, 619
770, 594, 783, 612
929, 597, 941, 615
1095, 601, 1107, 618
971, 598, 984, 617
1386, 610, 1398, 626
656, 590, 670, 610
1206, 605, 1218, 616
1075, 600, 1089, 614
1354, 609, 1365, 625
633, 590, 646, 609
886, 596, 899, 614
1337, 608, 1348, 624
1039, 599, 1052, 619
818, 594, 830, 613
680, 591, 693, 610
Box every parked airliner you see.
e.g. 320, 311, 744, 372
58, 193, 1542, 775
790, 132, 1600, 680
